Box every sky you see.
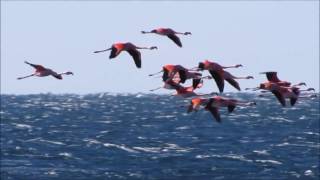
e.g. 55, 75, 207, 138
1, 1, 319, 94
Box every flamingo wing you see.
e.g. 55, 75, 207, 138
265, 72, 281, 82
162, 69, 169, 81
167, 34, 182, 47
271, 90, 286, 107
192, 78, 202, 89
178, 70, 187, 83
187, 103, 194, 113
209, 70, 224, 93
127, 49, 142, 68
109, 46, 120, 59
227, 105, 236, 113
207, 106, 221, 123
290, 97, 298, 106
225, 78, 241, 91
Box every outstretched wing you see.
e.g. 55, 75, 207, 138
162, 69, 169, 82
271, 90, 286, 107
290, 98, 298, 106
207, 106, 221, 123
187, 103, 194, 113
264, 72, 281, 82
127, 49, 142, 68
178, 70, 187, 83
192, 78, 202, 89
209, 70, 224, 93
225, 78, 241, 91
109, 46, 120, 59
228, 105, 236, 113
167, 34, 182, 47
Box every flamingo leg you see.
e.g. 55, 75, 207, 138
17, 74, 35, 80
149, 87, 162, 92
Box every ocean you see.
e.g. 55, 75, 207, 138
1, 93, 319, 180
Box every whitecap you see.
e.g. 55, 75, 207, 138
58, 152, 72, 158
12, 123, 32, 129
175, 126, 190, 130
103, 143, 139, 153
304, 132, 319, 136
195, 155, 211, 159
253, 150, 270, 155
154, 115, 176, 119
255, 159, 282, 165
133, 147, 161, 153
304, 170, 314, 176
40, 139, 65, 145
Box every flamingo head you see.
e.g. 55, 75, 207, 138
184, 32, 192, 35
307, 88, 315, 91
298, 82, 306, 86
150, 46, 158, 50
246, 76, 254, 79
62, 71, 74, 75
235, 64, 243, 68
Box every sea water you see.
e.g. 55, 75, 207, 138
1, 93, 319, 179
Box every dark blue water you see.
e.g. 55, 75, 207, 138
1, 93, 319, 179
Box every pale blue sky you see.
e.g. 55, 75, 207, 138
1, 1, 319, 94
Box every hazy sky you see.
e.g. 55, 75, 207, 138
1, 1, 319, 94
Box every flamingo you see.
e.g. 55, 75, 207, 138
94, 42, 157, 68
197, 60, 248, 92
188, 96, 256, 123
260, 71, 306, 87
141, 28, 191, 47
17, 61, 73, 80
149, 64, 204, 88
149, 75, 212, 92
256, 85, 316, 106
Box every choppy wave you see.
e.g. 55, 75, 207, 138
1, 93, 319, 179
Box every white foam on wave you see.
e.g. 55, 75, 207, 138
255, 159, 282, 165
103, 143, 139, 153
40, 139, 66, 145
195, 154, 253, 163
304, 132, 320, 136
58, 152, 72, 158
175, 126, 190, 130
154, 115, 176, 119
12, 123, 32, 129
132, 147, 161, 153
83, 138, 101, 144
253, 150, 270, 155
304, 170, 314, 176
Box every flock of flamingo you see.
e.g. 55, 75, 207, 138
17, 27, 317, 123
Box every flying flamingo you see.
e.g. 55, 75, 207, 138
141, 28, 191, 47
260, 71, 306, 87
189, 96, 256, 123
94, 42, 157, 68
149, 64, 204, 88
17, 61, 73, 80
197, 60, 249, 92
149, 76, 212, 92
255, 85, 316, 106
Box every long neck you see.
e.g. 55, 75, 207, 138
136, 46, 157, 50
94, 48, 112, 53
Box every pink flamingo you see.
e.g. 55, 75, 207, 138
94, 42, 157, 68
17, 61, 73, 80
141, 28, 191, 47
